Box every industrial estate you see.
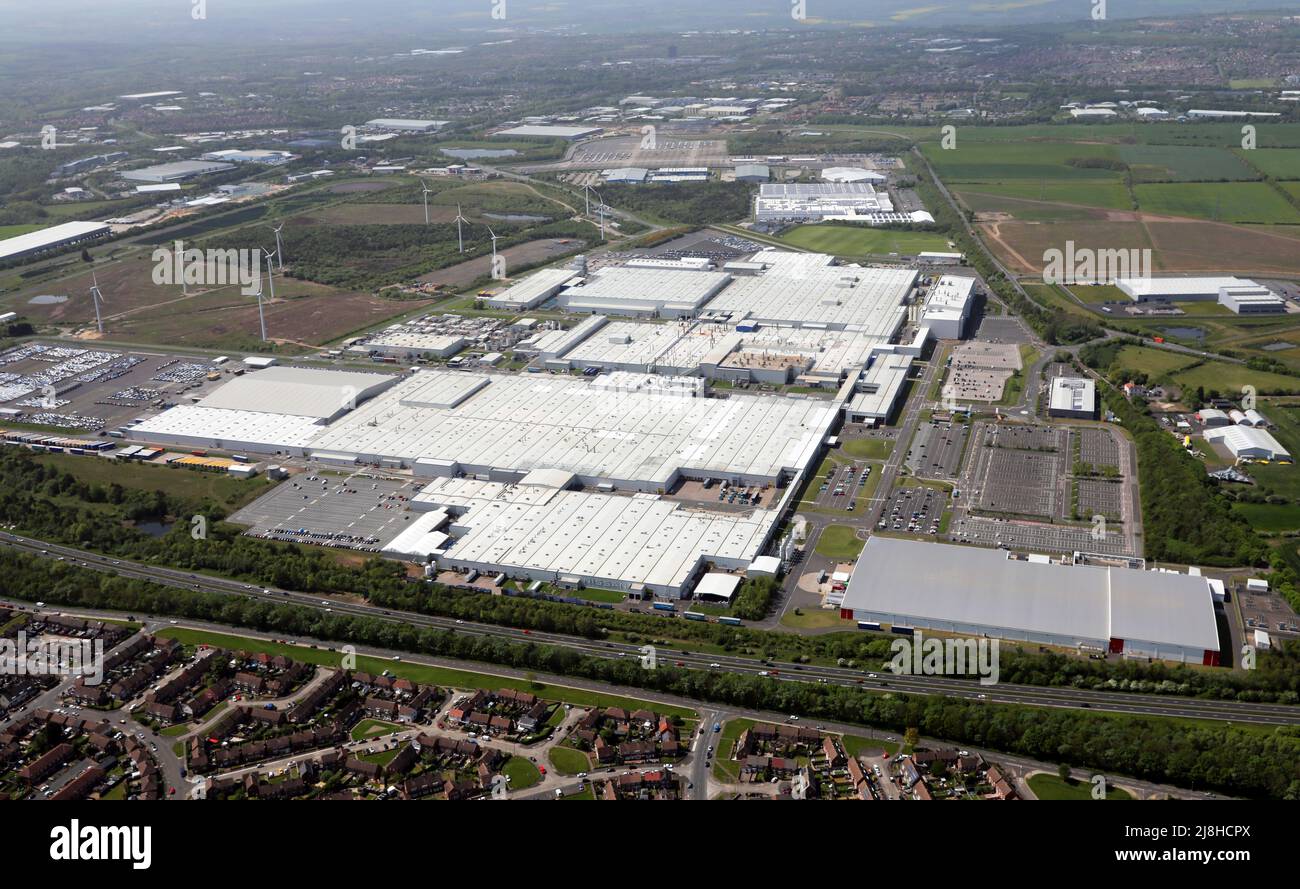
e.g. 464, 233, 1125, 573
0, 0, 1297, 826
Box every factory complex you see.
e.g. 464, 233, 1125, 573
123, 248, 978, 599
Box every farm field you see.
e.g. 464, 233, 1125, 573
1244, 149, 1300, 180
921, 140, 1122, 182
1116, 145, 1258, 182
955, 181, 1132, 213
1131, 182, 1300, 225
888, 123, 1300, 146
778, 224, 950, 256
1172, 361, 1300, 396
981, 216, 1300, 276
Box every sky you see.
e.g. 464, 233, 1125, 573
0, 0, 1293, 45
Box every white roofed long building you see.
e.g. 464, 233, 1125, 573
840, 537, 1221, 665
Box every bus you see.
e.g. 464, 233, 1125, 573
683, 611, 707, 622
857, 621, 882, 631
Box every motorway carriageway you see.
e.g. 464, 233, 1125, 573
2, 531, 1298, 726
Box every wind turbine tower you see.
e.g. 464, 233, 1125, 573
89, 272, 105, 334
452, 203, 467, 253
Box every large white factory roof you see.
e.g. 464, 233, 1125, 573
364, 118, 448, 131
130, 406, 328, 450
922, 275, 975, 332
196, 366, 398, 420
702, 250, 914, 334
842, 537, 1220, 654
496, 125, 603, 140
0, 221, 110, 263
820, 167, 887, 183
557, 267, 732, 316
485, 267, 580, 310
560, 319, 699, 370
755, 182, 894, 222
1048, 376, 1096, 415
410, 476, 776, 594
846, 355, 914, 421
303, 370, 837, 488
727, 324, 881, 380
1116, 276, 1253, 300
1204, 425, 1292, 462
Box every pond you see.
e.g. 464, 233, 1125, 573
484, 212, 548, 223
133, 520, 175, 537
28, 294, 68, 305
1161, 326, 1205, 340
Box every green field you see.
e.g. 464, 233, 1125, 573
1065, 283, 1130, 305
778, 224, 951, 256
502, 756, 542, 790
1111, 345, 1198, 377
1117, 145, 1258, 182
156, 628, 698, 718
842, 438, 894, 460
814, 524, 865, 560
1172, 361, 1300, 396
31, 452, 274, 509
1230, 502, 1300, 533
1133, 182, 1300, 224
956, 180, 1132, 211
548, 746, 592, 775
1244, 149, 1300, 180
1027, 773, 1133, 801
922, 141, 1122, 182
0, 224, 44, 239
350, 719, 403, 741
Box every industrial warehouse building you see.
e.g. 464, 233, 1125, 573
1203, 425, 1293, 463
556, 267, 733, 318
920, 275, 974, 339
120, 160, 236, 182
495, 125, 602, 140
1115, 275, 1267, 303
132, 367, 838, 492
364, 118, 448, 132
839, 537, 1221, 665
1217, 282, 1285, 314
0, 221, 110, 264
754, 182, 894, 223
485, 267, 580, 311
1048, 377, 1097, 419
388, 474, 777, 598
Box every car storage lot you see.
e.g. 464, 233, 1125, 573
904, 418, 968, 479
0, 341, 230, 433
229, 472, 422, 551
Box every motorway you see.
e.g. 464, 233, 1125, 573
4, 530, 1299, 726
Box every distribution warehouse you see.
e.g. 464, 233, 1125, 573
839, 538, 1221, 664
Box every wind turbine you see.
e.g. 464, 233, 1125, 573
583, 184, 606, 238
420, 180, 432, 226
256, 248, 276, 342
268, 222, 285, 270
486, 226, 500, 269
89, 271, 105, 334
452, 203, 467, 253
